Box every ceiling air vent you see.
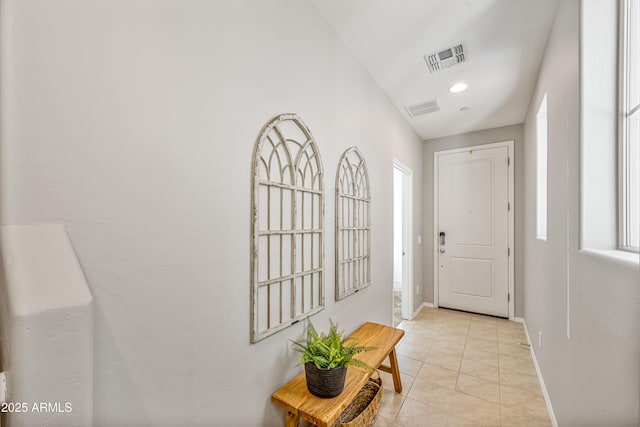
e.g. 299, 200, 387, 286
424, 43, 466, 73
404, 99, 440, 118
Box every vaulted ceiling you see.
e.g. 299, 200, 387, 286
312, 0, 560, 140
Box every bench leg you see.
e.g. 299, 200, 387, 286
389, 348, 403, 393
285, 411, 299, 427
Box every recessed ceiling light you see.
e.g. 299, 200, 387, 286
449, 82, 468, 93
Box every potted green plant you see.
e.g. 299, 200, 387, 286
290, 319, 375, 398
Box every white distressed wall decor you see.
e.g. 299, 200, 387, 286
335, 147, 371, 300
250, 114, 325, 343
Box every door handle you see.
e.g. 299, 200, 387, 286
439, 232, 445, 245
439, 248, 445, 254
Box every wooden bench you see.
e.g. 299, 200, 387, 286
271, 322, 405, 427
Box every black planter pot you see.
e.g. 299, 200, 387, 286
304, 363, 347, 398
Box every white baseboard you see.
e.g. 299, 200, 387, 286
410, 302, 434, 318
521, 319, 559, 427
513, 316, 525, 323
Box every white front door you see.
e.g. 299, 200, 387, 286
436, 144, 511, 317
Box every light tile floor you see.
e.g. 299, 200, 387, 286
375, 307, 552, 427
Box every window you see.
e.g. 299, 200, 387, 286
620, 0, 639, 252
536, 93, 548, 241
250, 114, 324, 343
335, 147, 371, 300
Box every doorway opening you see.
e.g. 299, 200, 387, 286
393, 161, 413, 326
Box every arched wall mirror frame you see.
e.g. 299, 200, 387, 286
335, 147, 371, 301
250, 113, 325, 343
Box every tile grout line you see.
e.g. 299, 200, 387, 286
452, 316, 471, 424
389, 308, 550, 427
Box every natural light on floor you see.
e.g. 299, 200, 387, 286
374, 307, 551, 426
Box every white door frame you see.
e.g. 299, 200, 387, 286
433, 141, 515, 320
393, 159, 414, 320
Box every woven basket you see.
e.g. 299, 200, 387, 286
332, 377, 383, 427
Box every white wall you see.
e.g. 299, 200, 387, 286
423, 125, 525, 316
0, 225, 93, 427
0, 1, 424, 425
523, 0, 640, 425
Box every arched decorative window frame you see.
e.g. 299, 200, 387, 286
335, 146, 371, 301
250, 113, 325, 343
